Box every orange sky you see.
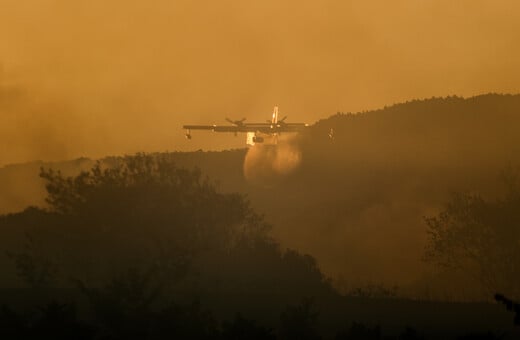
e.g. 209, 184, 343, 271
1, 0, 520, 165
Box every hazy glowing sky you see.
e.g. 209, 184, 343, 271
1, 0, 520, 164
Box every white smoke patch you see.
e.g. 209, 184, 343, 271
243, 134, 302, 184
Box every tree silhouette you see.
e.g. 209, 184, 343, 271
424, 172, 520, 299
8, 153, 271, 294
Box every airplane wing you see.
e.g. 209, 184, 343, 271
183, 107, 307, 144
183, 124, 248, 133
183, 125, 217, 131
183, 123, 307, 133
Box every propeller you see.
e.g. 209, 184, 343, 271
267, 116, 288, 124
272, 116, 288, 126
226, 117, 246, 126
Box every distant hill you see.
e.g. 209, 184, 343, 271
2, 94, 520, 298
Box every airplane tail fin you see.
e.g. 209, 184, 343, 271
272, 106, 279, 124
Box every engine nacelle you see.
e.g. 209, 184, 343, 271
252, 136, 264, 143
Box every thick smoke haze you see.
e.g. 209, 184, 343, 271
2, 0, 520, 164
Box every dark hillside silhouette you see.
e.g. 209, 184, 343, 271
3, 154, 332, 294
5, 153, 263, 291
1, 94, 520, 298
0, 154, 339, 336
0, 153, 517, 337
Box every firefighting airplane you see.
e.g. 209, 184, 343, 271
183, 106, 308, 146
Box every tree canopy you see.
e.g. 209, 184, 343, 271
424, 173, 520, 299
